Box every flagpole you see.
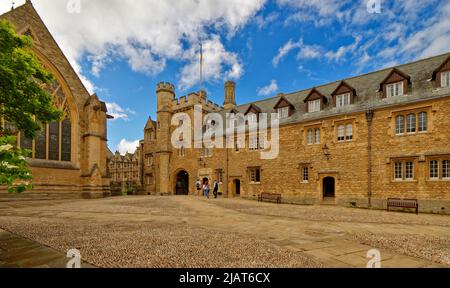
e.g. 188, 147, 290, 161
199, 42, 204, 92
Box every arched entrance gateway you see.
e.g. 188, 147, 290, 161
175, 170, 189, 195
323, 177, 336, 198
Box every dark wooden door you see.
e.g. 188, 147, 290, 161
323, 177, 335, 198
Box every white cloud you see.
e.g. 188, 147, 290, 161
1, 0, 266, 91
325, 36, 361, 62
272, 39, 302, 67
257, 80, 278, 96
178, 35, 243, 91
275, 0, 447, 72
116, 139, 140, 155
106, 102, 136, 121
273, 38, 325, 66
254, 12, 279, 29
278, 0, 353, 26
298, 44, 323, 59
375, 1, 450, 63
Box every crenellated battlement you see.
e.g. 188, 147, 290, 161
169, 91, 222, 112
156, 82, 175, 94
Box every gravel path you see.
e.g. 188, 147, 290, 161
0, 216, 322, 268
0, 196, 448, 268
212, 199, 450, 227
351, 233, 450, 265
211, 199, 450, 265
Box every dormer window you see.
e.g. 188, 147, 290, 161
273, 96, 295, 119
387, 81, 404, 97
442, 71, 450, 87
331, 81, 356, 108
247, 113, 258, 124
432, 55, 450, 88
379, 68, 410, 98
244, 104, 261, 125
308, 99, 321, 113
336, 93, 351, 107
277, 107, 289, 119
304, 88, 327, 113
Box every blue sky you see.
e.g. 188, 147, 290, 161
1, 0, 450, 154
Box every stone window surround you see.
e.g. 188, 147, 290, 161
304, 124, 322, 146
333, 119, 355, 144
391, 157, 418, 182
426, 156, 450, 181
248, 166, 261, 184
390, 106, 432, 136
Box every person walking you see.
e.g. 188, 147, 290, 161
213, 180, 219, 199
196, 179, 201, 196
203, 181, 210, 199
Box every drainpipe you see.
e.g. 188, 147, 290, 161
226, 144, 229, 198
366, 109, 374, 208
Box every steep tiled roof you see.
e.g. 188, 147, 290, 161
221, 52, 450, 126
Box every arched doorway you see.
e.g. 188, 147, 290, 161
234, 179, 241, 196
323, 177, 335, 198
175, 170, 189, 195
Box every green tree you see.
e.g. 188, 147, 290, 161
0, 20, 63, 193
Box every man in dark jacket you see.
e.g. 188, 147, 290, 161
213, 181, 219, 199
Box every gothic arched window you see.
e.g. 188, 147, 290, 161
19, 79, 72, 162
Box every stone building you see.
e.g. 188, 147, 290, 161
109, 145, 144, 194
0, 1, 111, 199
142, 52, 450, 214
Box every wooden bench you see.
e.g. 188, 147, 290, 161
258, 193, 282, 204
387, 198, 419, 214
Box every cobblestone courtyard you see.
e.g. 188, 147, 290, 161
0, 196, 449, 268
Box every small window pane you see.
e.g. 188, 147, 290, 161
430, 160, 439, 179
443, 160, 450, 178
315, 128, 320, 144
247, 114, 257, 124
278, 107, 289, 119
49, 122, 60, 161
405, 161, 414, 180
346, 124, 353, 141
61, 119, 71, 162
250, 168, 261, 183
336, 93, 350, 108
303, 166, 309, 182
307, 129, 313, 145
308, 99, 321, 113
259, 134, 266, 150
338, 125, 345, 142
394, 162, 403, 180
387, 82, 404, 97
418, 112, 427, 132
396, 115, 405, 135
249, 136, 258, 150
442, 71, 450, 87
35, 126, 47, 160
406, 114, 416, 133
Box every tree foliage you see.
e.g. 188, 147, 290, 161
0, 20, 63, 193
0, 136, 32, 193
0, 20, 63, 138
